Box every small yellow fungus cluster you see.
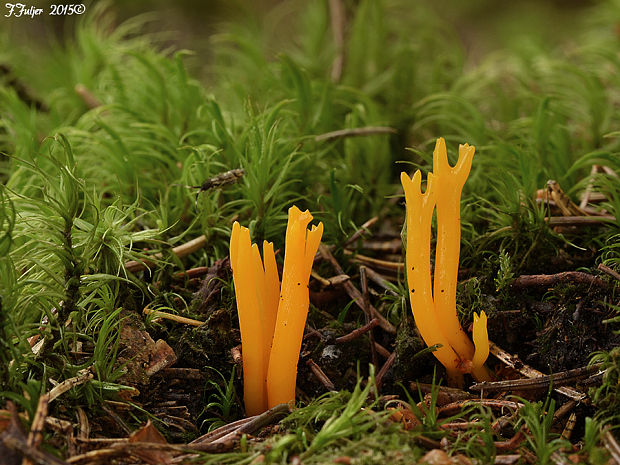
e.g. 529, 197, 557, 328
230, 206, 323, 415
401, 138, 490, 386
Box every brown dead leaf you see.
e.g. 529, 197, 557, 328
117, 320, 177, 385
128, 420, 172, 464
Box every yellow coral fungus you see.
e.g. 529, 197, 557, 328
401, 170, 462, 384
433, 138, 476, 362
267, 206, 323, 407
230, 222, 278, 414
401, 138, 491, 384
230, 206, 323, 415
471, 311, 490, 381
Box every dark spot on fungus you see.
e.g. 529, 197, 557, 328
297, 282, 301, 285
441, 289, 445, 293
411, 288, 415, 293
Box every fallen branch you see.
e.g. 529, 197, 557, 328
315, 126, 397, 142
511, 272, 607, 290
488, 341, 587, 402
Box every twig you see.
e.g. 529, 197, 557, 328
172, 267, 210, 280
335, 318, 379, 344
49, 369, 93, 403
470, 364, 603, 392
189, 417, 250, 445
310, 270, 332, 287
598, 263, 620, 282
101, 405, 132, 436
493, 455, 522, 465
328, 0, 345, 82
1, 402, 67, 465
488, 341, 587, 401
374, 342, 391, 359
364, 267, 400, 296
560, 412, 577, 440
2, 433, 69, 465
306, 359, 336, 391
76, 407, 89, 443
315, 126, 397, 143
22, 394, 49, 465
438, 399, 523, 417
375, 352, 396, 392
303, 324, 324, 341
124, 235, 207, 273
409, 382, 473, 406
511, 271, 607, 290
143, 307, 205, 327
191, 403, 290, 448
602, 426, 620, 465
579, 165, 599, 209
343, 216, 379, 248
360, 267, 379, 369
319, 245, 396, 334
553, 399, 578, 422
74, 84, 101, 109
545, 215, 616, 226
344, 250, 404, 272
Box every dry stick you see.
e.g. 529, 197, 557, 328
343, 216, 379, 248
101, 405, 132, 436
409, 382, 473, 406
190, 417, 251, 445
124, 235, 207, 273
374, 342, 391, 359
22, 394, 49, 465
205, 403, 290, 446
143, 307, 205, 327
493, 455, 522, 465
328, 0, 345, 82
76, 407, 89, 449
375, 352, 396, 392
74, 84, 101, 109
303, 324, 324, 341
2, 434, 69, 465
327, 274, 352, 286
306, 359, 336, 391
602, 426, 620, 465
335, 318, 379, 344
553, 399, 578, 423
315, 127, 397, 143
546, 215, 616, 226
579, 165, 599, 209
310, 270, 332, 287
470, 363, 604, 392
360, 267, 379, 369
598, 263, 620, 282
172, 266, 210, 280
319, 245, 396, 334
489, 341, 587, 402
561, 412, 578, 441
438, 399, 523, 417
344, 250, 404, 272
49, 369, 93, 403
189, 417, 251, 445
364, 267, 400, 296
67, 442, 231, 464
511, 271, 608, 290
